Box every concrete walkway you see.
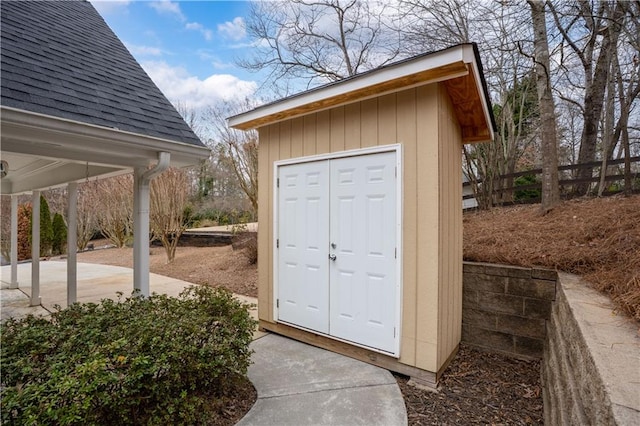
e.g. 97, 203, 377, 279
239, 333, 407, 426
0, 261, 407, 426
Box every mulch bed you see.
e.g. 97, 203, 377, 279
210, 377, 257, 426
463, 194, 640, 321
396, 344, 543, 425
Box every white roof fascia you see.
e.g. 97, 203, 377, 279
0, 107, 210, 166
229, 45, 470, 129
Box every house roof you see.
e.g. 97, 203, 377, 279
1, 0, 202, 147
229, 43, 496, 144
0, 0, 210, 195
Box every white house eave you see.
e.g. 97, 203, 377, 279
229, 45, 471, 130
0, 106, 210, 166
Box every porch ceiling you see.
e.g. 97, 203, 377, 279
0, 107, 211, 195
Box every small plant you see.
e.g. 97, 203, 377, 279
51, 212, 67, 255
514, 174, 541, 202
1, 286, 257, 425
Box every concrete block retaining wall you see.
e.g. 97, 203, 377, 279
542, 273, 639, 425
461, 262, 640, 425
462, 261, 557, 358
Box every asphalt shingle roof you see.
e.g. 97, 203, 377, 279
1, 0, 204, 147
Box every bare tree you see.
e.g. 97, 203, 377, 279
205, 101, 259, 215
150, 167, 190, 263
549, 0, 628, 195
174, 100, 206, 139
400, 1, 542, 207
240, 0, 402, 92
76, 180, 99, 250
94, 174, 133, 248
529, 0, 560, 214
399, 0, 478, 49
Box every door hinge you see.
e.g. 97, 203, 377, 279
395, 247, 397, 259
395, 166, 397, 178
277, 299, 279, 308
394, 327, 396, 338
276, 239, 279, 248
277, 178, 280, 188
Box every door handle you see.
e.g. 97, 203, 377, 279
329, 254, 337, 261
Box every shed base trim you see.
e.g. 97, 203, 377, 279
259, 320, 437, 388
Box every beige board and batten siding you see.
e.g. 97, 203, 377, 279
256, 82, 463, 374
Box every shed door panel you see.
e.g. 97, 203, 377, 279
329, 152, 397, 353
276, 151, 398, 354
277, 160, 330, 334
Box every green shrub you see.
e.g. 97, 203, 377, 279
27, 195, 53, 256
51, 212, 67, 255
1, 286, 256, 425
514, 174, 541, 202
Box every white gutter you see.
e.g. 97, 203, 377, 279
0, 106, 210, 163
133, 152, 170, 297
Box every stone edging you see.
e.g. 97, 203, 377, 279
543, 272, 640, 425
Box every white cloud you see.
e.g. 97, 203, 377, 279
212, 60, 234, 70
126, 42, 163, 57
149, 1, 185, 22
218, 17, 246, 41
196, 50, 234, 69
89, 0, 130, 15
186, 22, 213, 41
141, 61, 258, 108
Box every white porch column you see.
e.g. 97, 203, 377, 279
133, 167, 148, 296
30, 190, 40, 306
133, 152, 170, 297
10, 194, 18, 289
67, 182, 78, 306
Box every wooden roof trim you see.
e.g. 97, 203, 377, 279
229, 44, 495, 144
235, 62, 468, 130
229, 45, 476, 131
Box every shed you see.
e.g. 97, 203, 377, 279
1, 0, 209, 306
229, 43, 495, 386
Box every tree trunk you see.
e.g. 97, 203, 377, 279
597, 61, 616, 197
574, 1, 625, 195
529, 0, 560, 214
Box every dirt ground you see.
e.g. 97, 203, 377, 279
77, 237, 543, 424
62, 195, 638, 423
77, 241, 258, 297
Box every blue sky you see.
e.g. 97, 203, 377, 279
90, 0, 261, 109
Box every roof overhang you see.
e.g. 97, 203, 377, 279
229, 44, 495, 144
1, 107, 210, 194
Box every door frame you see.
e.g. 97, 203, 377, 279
273, 143, 403, 357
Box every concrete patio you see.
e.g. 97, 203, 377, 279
0, 261, 261, 335
0, 260, 408, 425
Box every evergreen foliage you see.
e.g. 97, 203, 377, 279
51, 212, 67, 255
1, 286, 256, 425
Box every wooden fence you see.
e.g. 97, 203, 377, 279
463, 156, 640, 206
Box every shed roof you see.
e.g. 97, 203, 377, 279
229, 43, 495, 144
1, 0, 202, 147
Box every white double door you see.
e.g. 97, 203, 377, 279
277, 151, 398, 354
